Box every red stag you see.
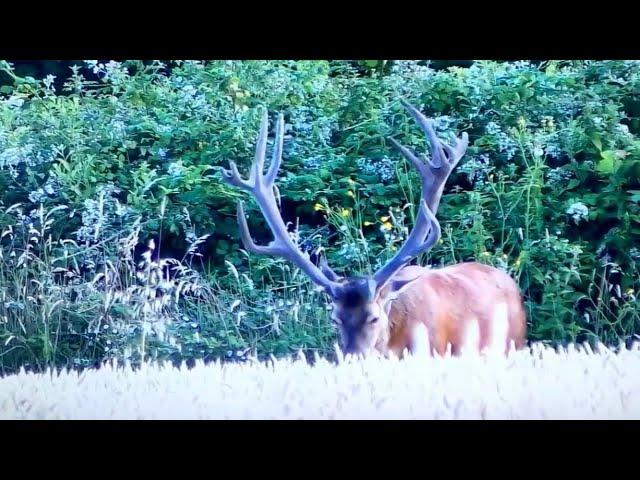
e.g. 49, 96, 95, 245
221, 100, 527, 358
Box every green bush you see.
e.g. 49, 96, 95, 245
0, 60, 638, 374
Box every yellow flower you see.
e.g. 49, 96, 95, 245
347, 191, 355, 198
314, 203, 324, 212
340, 208, 350, 218
481, 252, 491, 257
380, 215, 390, 222
363, 221, 374, 226
627, 288, 635, 295
382, 221, 393, 230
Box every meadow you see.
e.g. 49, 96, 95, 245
0, 60, 638, 398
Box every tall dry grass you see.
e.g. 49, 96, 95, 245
2, 343, 639, 419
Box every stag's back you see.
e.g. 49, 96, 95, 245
386, 262, 527, 356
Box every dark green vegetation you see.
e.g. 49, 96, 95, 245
0, 60, 638, 375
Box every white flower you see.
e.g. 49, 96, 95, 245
566, 202, 589, 225
167, 161, 185, 178
43, 74, 56, 92
616, 123, 631, 136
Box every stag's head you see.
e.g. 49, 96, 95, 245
221, 99, 468, 355
319, 273, 428, 355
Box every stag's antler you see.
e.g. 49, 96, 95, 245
390, 99, 468, 214
372, 99, 468, 288
222, 101, 467, 298
221, 108, 342, 296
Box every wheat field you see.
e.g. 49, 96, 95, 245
2, 343, 639, 420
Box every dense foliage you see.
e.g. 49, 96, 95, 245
0, 60, 638, 374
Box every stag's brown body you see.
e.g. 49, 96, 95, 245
380, 263, 527, 357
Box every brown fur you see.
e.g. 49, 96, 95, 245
382, 262, 527, 357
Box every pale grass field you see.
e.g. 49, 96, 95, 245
2, 342, 639, 420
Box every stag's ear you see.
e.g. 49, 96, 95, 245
379, 275, 423, 309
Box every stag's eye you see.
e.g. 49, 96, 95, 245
367, 316, 379, 324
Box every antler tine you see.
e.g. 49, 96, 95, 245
236, 201, 283, 256
265, 113, 284, 186
220, 160, 253, 190
319, 254, 341, 282
388, 137, 428, 178
221, 107, 342, 296
399, 99, 446, 169
251, 108, 269, 182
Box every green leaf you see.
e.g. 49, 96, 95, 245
566, 179, 581, 190
596, 150, 621, 175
